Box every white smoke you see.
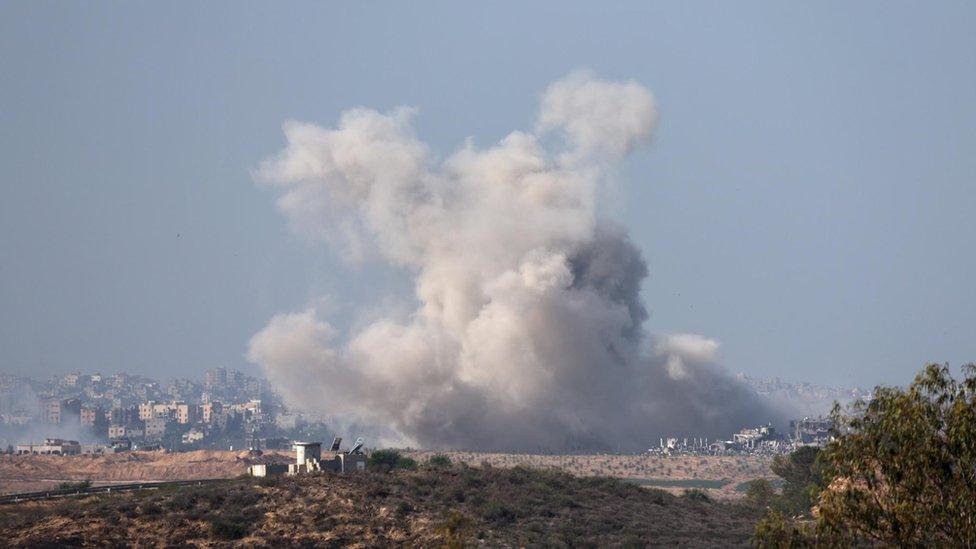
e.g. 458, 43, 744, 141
248, 70, 776, 452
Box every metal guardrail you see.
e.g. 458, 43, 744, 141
0, 478, 228, 505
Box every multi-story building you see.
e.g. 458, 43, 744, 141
138, 401, 155, 421
201, 402, 223, 424
42, 398, 61, 424
107, 405, 139, 426
205, 367, 227, 390
144, 417, 168, 441
174, 402, 194, 424
80, 405, 100, 427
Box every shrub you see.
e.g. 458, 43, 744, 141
397, 456, 418, 470
395, 500, 413, 516
753, 510, 814, 548
427, 454, 452, 468
209, 513, 251, 540
682, 489, 710, 503
57, 480, 92, 491
369, 449, 417, 471
437, 511, 474, 548
480, 500, 516, 524
743, 478, 775, 508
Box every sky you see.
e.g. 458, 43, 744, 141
0, 1, 973, 388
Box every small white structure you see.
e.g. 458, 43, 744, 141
288, 441, 324, 475
294, 441, 321, 464
248, 463, 288, 477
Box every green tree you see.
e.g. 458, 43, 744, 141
769, 445, 823, 516
755, 363, 976, 546
744, 478, 775, 508
816, 363, 976, 545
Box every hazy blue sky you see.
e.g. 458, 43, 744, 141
1, 2, 973, 387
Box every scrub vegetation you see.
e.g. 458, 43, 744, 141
0, 462, 761, 547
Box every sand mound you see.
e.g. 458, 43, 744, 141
0, 450, 292, 484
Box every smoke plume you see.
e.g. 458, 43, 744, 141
248, 70, 775, 452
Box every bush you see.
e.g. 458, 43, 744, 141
753, 510, 814, 548
427, 454, 452, 468
397, 456, 418, 470
369, 449, 417, 471
395, 500, 413, 516
743, 478, 775, 508
437, 511, 474, 548
682, 489, 710, 503
480, 500, 516, 524
57, 480, 92, 491
209, 513, 251, 540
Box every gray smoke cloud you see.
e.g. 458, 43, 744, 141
248, 70, 778, 452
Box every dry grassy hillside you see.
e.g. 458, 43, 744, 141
0, 450, 774, 499
406, 451, 774, 499
0, 464, 762, 547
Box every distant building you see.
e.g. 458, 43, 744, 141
275, 413, 303, 430
111, 438, 132, 451
138, 401, 155, 421
732, 423, 782, 449
205, 367, 227, 390
80, 405, 100, 427
107, 406, 139, 426
41, 398, 62, 424
201, 402, 223, 424
174, 402, 194, 424
791, 416, 834, 447
1, 412, 31, 425
80, 444, 113, 455
144, 417, 168, 441
39, 398, 81, 425
182, 428, 205, 445
15, 438, 81, 455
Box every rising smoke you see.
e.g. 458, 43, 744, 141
248, 70, 777, 452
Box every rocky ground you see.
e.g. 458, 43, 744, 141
0, 462, 763, 547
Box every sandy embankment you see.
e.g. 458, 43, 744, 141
0, 450, 291, 494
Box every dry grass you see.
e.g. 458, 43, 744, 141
406, 451, 775, 499
0, 464, 762, 547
